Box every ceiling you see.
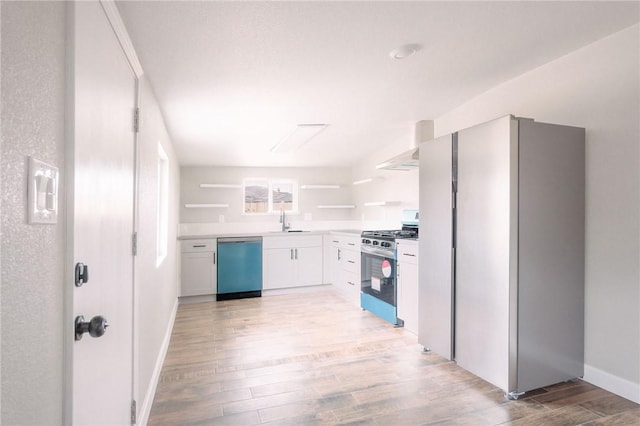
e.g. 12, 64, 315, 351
117, 1, 639, 168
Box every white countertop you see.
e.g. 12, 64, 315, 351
178, 229, 362, 240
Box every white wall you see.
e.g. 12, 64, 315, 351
435, 24, 640, 402
350, 143, 420, 230
1, 2, 66, 423
180, 166, 357, 234
1, 3, 182, 423
135, 76, 180, 423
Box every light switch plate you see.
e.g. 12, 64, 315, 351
28, 157, 59, 224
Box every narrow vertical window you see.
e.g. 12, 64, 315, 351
156, 143, 169, 266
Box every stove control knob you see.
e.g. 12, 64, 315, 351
373, 241, 379, 246
381, 242, 389, 248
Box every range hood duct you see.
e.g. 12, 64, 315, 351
376, 120, 434, 171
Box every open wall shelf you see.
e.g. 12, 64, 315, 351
184, 203, 229, 208
317, 205, 356, 209
363, 201, 400, 207
199, 184, 242, 189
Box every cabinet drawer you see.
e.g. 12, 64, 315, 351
342, 249, 360, 273
329, 233, 361, 248
397, 241, 419, 264
181, 239, 216, 253
329, 236, 342, 246
343, 271, 359, 290
342, 236, 360, 249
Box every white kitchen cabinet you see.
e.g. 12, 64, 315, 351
328, 233, 361, 306
262, 247, 297, 289
396, 240, 419, 334
263, 235, 323, 290
180, 239, 217, 296
297, 246, 323, 286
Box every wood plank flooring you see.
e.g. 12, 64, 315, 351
148, 290, 639, 425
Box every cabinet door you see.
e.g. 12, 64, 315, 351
263, 247, 296, 289
419, 134, 454, 358
181, 251, 215, 296
329, 245, 341, 287
296, 246, 323, 287
398, 260, 419, 334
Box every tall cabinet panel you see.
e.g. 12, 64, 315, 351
418, 134, 455, 359
455, 116, 517, 391
454, 115, 585, 396
515, 119, 585, 391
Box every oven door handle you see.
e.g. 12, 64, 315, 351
360, 245, 396, 259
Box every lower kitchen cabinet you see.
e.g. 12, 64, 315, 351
327, 233, 361, 306
180, 239, 217, 296
396, 240, 419, 334
262, 235, 323, 290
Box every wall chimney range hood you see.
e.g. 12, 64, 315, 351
375, 148, 420, 171
376, 120, 434, 171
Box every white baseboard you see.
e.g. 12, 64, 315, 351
262, 284, 333, 297
137, 299, 179, 425
583, 364, 640, 403
178, 294, 216, 304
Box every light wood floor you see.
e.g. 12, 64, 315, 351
149, 290, 639, 425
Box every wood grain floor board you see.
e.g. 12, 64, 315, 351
148, 291, 639, 425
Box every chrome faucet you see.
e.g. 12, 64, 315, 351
279, 208, 290, 232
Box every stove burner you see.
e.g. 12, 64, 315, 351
361, 228, 418, 240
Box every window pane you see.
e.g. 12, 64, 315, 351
272, 182, 294, 212
244, 180, 268, 213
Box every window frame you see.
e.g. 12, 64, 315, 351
156, 143, 169, 266
242, 177, 299, 215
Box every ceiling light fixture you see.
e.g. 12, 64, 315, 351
271, 124, 328, 153
389, 43, 422, 60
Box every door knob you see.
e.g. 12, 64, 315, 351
75, 315, 109, 341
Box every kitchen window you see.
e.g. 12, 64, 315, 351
243, 178, 298, 214
156, 143, 169, 266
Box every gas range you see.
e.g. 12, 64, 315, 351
361, 227, 419, 257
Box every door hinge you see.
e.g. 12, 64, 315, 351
132, 232, 138, 256
131, 399, 137, 424
133, 107, 140, 133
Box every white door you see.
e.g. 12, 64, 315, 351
71, 2, 137, 424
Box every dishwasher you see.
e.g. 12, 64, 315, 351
217, 236, 263, 301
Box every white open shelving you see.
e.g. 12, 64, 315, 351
184, 203, 229, 208
301, 184, 341, 189
199, 183, 242, 188
317, 205, 356, 209
363, 201, 401, 207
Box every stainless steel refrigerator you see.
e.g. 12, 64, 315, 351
418, 115, 585, 398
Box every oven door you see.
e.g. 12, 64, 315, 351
361, 245, 396, 307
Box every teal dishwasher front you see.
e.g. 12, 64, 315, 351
216, 236, 263, 301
